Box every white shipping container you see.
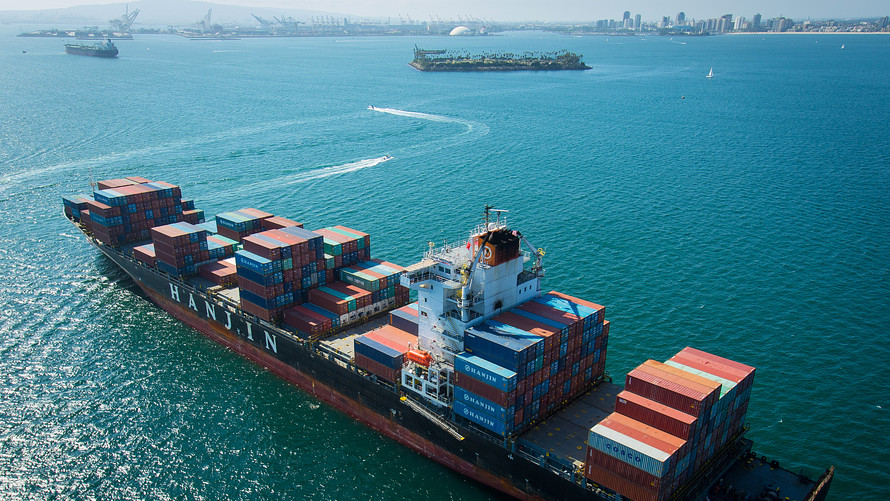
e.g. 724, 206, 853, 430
588, 424, 675, 478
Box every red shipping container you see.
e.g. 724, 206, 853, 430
283, 306, 326, 336
262, 216, 302, 230
308, 288, 349, 315
615, 390, 698, 441
355, 353, 400, 383
669, 352, 754, 392
394, 303, 418, 318
625, 367, 711, 418
97, 178, 136, 190
326, 282, 373, 308
371, 324, 419, 350
199, 260, 237, 287
677, 347, 755, 379
585, 462, 664, 501
242, 234, 284, 260
642, 360, 721, 409
133, 245, 156, 266
517, 300, 576, 334
586, 446, 667, 492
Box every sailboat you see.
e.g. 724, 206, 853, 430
706, 67, 714, 79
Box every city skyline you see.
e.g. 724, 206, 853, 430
0, 0, 887, 23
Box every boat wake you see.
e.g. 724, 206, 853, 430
368, 106, 489, 154
0, 119, 307, 192
368, 106, 458, 123
247, 156, 392, 192
284, 156, 391, 184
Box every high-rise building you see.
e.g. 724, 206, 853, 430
634, 13, 641, 29
721, 14, 733, 32
735, 16, 746, 31
677, 12, 686, 24
623, 11, 631, 22
753, 13, 762, 30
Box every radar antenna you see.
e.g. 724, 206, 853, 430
483, 205, 508, 228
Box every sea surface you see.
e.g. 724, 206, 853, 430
1, 29, 888, 500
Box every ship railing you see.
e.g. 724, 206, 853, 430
667, 430, 751, 501
515, 440, 578, 480
99, 241, 314, 347
315, 342, 353, 366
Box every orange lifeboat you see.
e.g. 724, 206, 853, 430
406, 349, 432, 367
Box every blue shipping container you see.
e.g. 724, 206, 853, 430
454, 352, 517, 392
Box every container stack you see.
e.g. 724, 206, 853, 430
340, 259, 408, 305
234, 226, 326, 322
389, 303, 419, 336
207, 234, 237, 261
150, 222, 210, 277
62, 195, 92, 222
180, 199, 205, 225
133, 243, 156, 267
199, 257, 237, 287
62, 177, 198, 247
456, 291, 608, 437
215, 208, 273, 242
307, 282, 372, 317
261, 216, 303, 231
96, 177, 151, 190
583, 348, 755, 501
663, 348, 755, 464
313, 226, 371, 270
354, 324, 418, 383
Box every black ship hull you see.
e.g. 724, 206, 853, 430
89, 236, 604, 501
65, 45, 119, 57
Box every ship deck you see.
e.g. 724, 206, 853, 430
704, 454, 823, 501
320, 315, 393, 358
518, 381, 620, 464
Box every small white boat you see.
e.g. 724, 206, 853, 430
841, 44, 845, 49
706, 67, 714, 79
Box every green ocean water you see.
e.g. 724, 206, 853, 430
1, 29, 888, 499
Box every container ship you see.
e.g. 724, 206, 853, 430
64, 39, 119, 58
63, 176, 834, 501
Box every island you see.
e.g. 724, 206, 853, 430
409, 47, 591, 72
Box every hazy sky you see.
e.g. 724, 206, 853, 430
0, 0, 885, 21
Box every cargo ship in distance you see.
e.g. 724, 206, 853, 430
64, 39, 119, 58
63, 177, 834, 501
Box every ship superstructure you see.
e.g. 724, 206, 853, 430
398, 208, 545, 405
63, 177, 833, 501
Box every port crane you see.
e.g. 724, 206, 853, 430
251, 14, 274, 31
109, 7, 139, 32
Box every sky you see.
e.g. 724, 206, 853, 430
0, 0, 885, 22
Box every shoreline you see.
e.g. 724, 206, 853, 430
725, 31, 890, 35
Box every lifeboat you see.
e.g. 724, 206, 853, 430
406, 349, 432, 367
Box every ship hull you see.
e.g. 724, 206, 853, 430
65, 45, 119, 57
92, 239, 600, 501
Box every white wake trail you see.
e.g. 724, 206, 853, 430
368, 106, 490, 147
369, 107, 458, 123
283, 156, 391, 184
